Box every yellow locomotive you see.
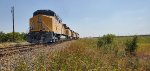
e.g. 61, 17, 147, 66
27, 10, 79, 43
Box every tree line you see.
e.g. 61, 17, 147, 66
0, 31, 27, 42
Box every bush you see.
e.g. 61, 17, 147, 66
0, 31, 27, 42
125, 36, 138, 56
97, 34, 115, 47
0, 32, 7, 42
20, 32, 27, 41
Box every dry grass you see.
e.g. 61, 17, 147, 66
1, 36, 150, 71
0, 42, 28, 48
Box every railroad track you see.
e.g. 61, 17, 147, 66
0, 40, 67, 58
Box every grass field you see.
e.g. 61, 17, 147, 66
1, 36, 150, 71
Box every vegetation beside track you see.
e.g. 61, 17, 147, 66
0, 32, 27, 43
0, 32, 27, 48
10, 35, 150, 71
0, 42, 29, 48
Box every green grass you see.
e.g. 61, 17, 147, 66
137, 36, 150, 55
13, 36, 150, 71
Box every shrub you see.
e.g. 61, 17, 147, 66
97, 34, 115, 47
125, 36, 138, 56
0, 32, 27, 42
0, 32, 7, 42
6, 32, 24, 42
20, 32, 27, 41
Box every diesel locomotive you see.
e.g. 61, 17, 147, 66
27, 10, 79, 43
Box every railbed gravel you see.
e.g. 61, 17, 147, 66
0, 41, 74, 71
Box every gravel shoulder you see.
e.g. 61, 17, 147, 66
0, 40, 75, 71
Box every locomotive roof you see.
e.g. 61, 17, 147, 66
33, 10, 62, 22
33, 10, 56, 16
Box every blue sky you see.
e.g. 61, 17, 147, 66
0, 0, 150, 37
